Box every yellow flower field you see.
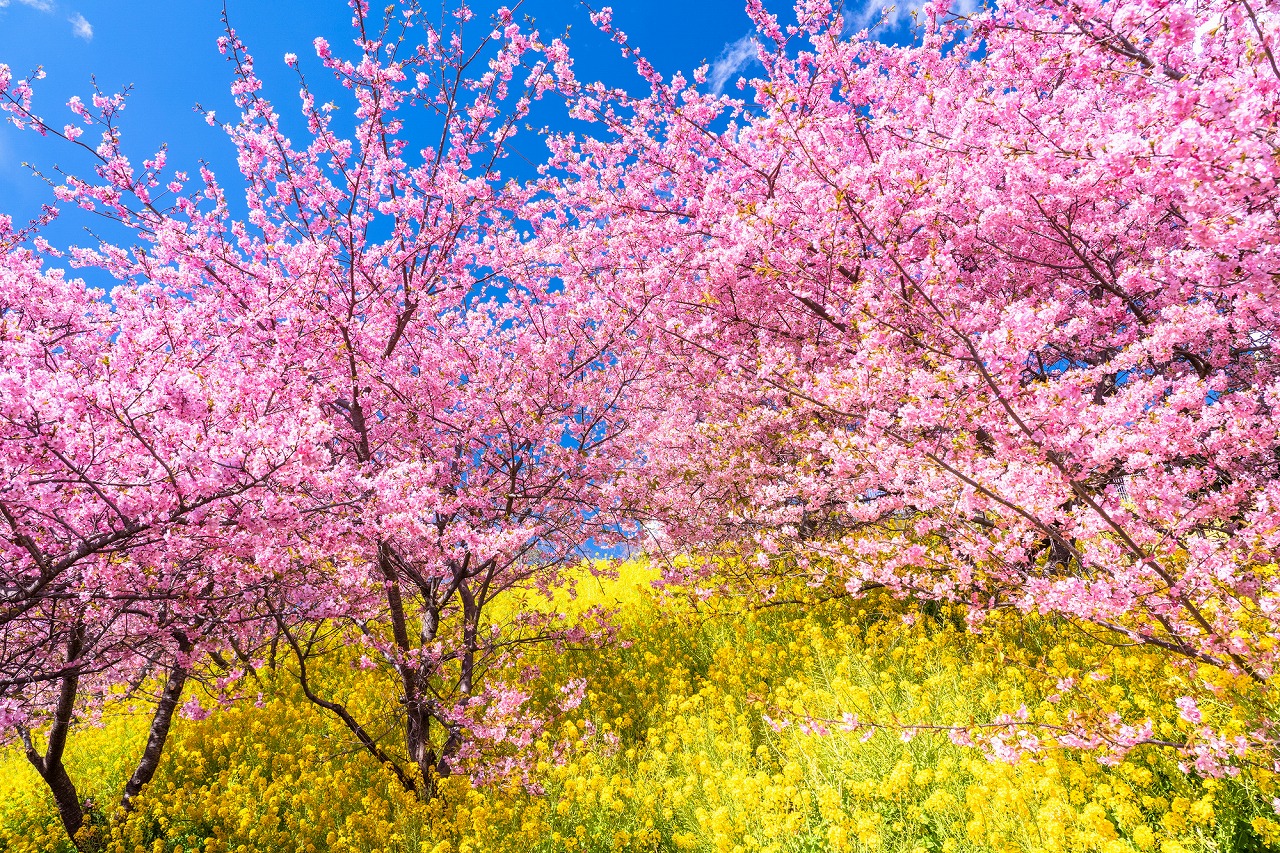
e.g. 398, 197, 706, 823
2, 561, 1277, 853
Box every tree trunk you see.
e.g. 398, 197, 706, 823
121, 635, 191, 811
36, 751, 86, 845
434, 582, 478, 780
21, 627, 94, 850
405, 696, 438, 798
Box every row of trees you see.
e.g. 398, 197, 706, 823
554, 0, 1280, 764
2, 0, 1278, 846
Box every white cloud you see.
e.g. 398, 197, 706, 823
844, 0, 916, 34
708, 35, 758, 96
0, 0, 63, 15
68, 11, 91, 39
0, 0, 94, 40
842, 0, 977, 36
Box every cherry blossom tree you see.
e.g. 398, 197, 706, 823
536, 0, 1280, 771
2, 0, 647, 824
0, 207, 318, 846
195, 5, 648, 795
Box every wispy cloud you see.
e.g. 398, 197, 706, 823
0, 0, 93, 40
0, 0, 93, 39
1, 0, 58, 10
842, 0, 978, 37
843, 0, 916, 34
708, 35, 758, 96
68, 11, 91, 39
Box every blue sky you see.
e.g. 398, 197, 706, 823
0, 0, 926, 260
0, 0, 808, 228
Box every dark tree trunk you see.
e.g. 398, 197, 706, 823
20, 628, 92, 850
121, 634, 191, 810
405, 697, 438, 797
22, 629, 205, 850
436, 579, 478, 779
